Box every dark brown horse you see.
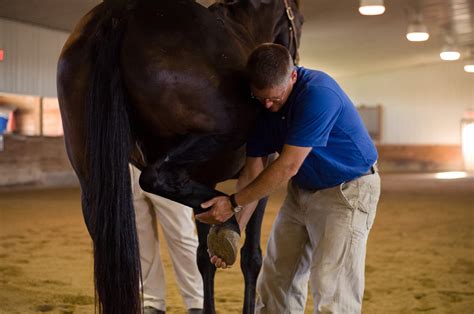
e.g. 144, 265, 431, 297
57, 0, 303, 313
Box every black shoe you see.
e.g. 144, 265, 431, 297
188, 309, 203, 314
144, 306, 165, 314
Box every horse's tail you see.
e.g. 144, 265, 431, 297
85, 2, 141, 313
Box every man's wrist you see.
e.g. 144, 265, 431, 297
229, 193, 240, 207
229, 194, 243, 213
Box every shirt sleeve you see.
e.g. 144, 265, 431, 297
285, 86, 342, 147
246, 116, 273, 157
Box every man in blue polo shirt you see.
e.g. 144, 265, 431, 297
196, 43, 381, 313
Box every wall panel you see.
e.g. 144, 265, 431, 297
338, 62, 474, 145
0, 18, 69, 97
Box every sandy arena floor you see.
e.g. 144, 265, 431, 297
0, 174, 473, 313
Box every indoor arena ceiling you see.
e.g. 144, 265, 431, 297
0, 0, 473, 77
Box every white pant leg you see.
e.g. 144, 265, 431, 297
130, 164, 203, 310
146, 193, 204, 310
130, 165, 167, 311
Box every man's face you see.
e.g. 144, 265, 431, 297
251, 69, 297, 112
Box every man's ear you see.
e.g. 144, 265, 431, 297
291, 69, 297, 84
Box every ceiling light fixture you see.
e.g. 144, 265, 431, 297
440, 40, 461, 61
359, 0, 386, 16
464, 47, 474, 73
406, 13, 429, 42
440, 49, 460, 61
440, 33, 461, 61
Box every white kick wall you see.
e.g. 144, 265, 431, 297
336, 61, 474, 145
0, 18, 69, 97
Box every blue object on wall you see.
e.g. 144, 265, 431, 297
0, 116, 8, 134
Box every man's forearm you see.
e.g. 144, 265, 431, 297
235, 168, 261, 230
197, 146, 308, 226
235, 158, 295, 207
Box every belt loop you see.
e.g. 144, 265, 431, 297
372, 162, 379, 174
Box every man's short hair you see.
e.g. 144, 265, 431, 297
246, 43, 294, 90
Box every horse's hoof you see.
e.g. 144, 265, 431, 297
207, 224, 240, 266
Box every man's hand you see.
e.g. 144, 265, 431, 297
195, 196, 234, 224
209, 252, 230, 269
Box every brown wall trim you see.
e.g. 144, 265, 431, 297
376, 144, 463, 172
0, 137, 466, 187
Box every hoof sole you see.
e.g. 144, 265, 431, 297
207, 225, 240, 265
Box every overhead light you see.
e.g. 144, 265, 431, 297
434, 171, 467, 179
359, 0, 385, 16
465, 47, 474, 73
465, 64, 474, 73
406, 24, 430, 41
406, 13, 429, 42
440, 51, 460, 61
440, 44, 460, 61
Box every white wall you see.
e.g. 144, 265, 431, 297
0, 18, 69, 97
337, 62, 474, 145
1, 18, 473, 145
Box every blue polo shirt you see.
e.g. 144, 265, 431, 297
247, 67, 378, 190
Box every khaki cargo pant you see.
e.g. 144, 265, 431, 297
256, 172, 380, 314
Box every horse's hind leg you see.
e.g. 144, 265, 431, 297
240, 198, 267, 314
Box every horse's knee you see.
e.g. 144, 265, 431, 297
240, 246, 262, 279
138, 165, 169, 194
138, 166, 155, 193
139, 163, 192, 196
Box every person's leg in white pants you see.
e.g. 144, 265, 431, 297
133, 183, 167, 312
148, 194, 204, 310
130, 165, 203, 312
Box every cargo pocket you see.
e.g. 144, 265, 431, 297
357, 175, 380, 231
339, 176, 379, 231
338, 179, 359, 211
